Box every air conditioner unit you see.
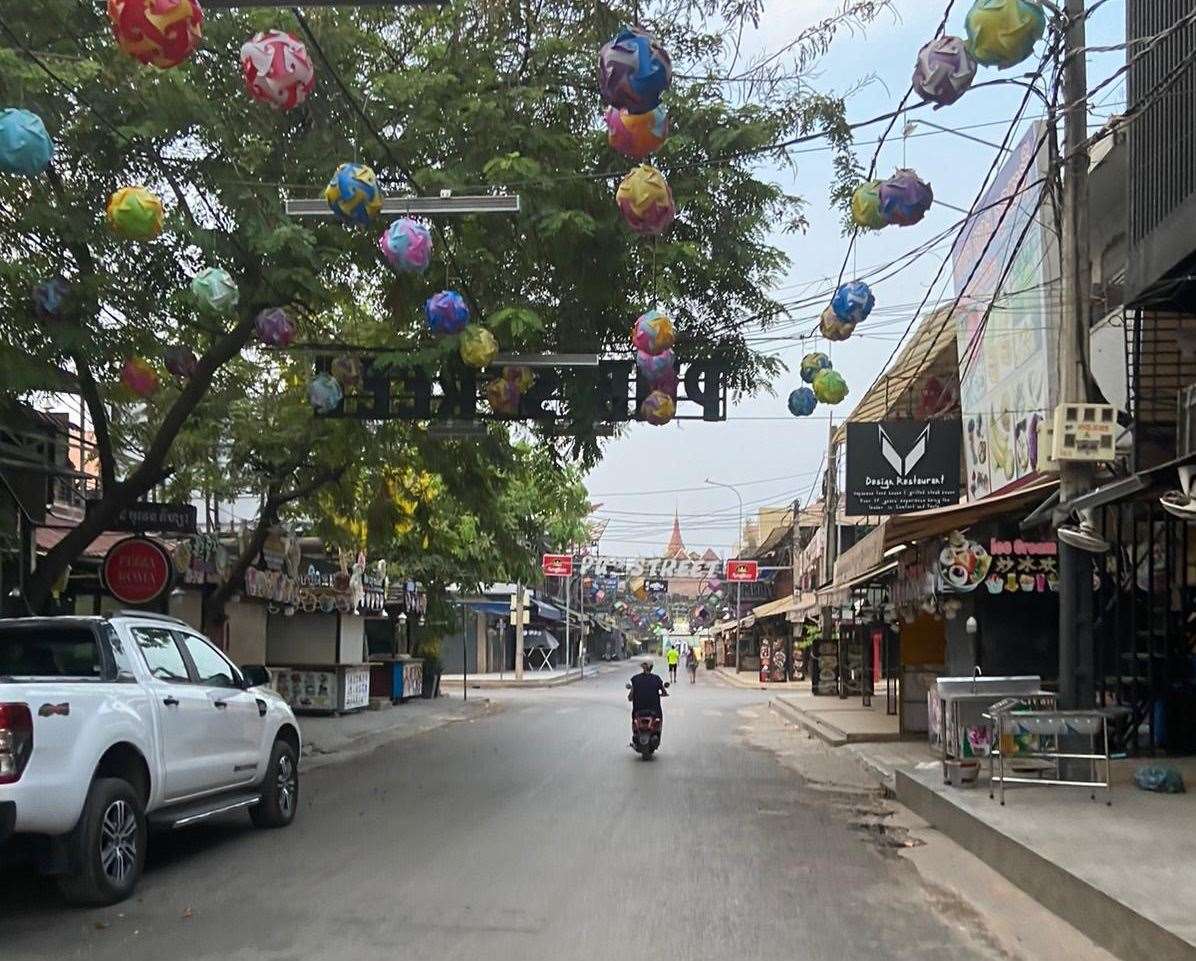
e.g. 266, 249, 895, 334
1051, 403, 1118, 462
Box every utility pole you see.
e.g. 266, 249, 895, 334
1057, 0, 1095, 710
514, 583, 526, 681
820, 418, 842, 697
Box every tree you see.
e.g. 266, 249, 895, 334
1, 0, 883, 611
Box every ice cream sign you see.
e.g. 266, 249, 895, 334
938, 531, 1058, 594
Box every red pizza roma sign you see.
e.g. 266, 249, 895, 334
102, 537, 173, 606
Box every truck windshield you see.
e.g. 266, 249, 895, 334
0, 627, 103, 678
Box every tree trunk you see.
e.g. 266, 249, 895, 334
202, 498, 277, 640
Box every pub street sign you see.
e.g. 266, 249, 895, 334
311, 356, 728, 423
87, 500, 198, 535
845, 420, 962, 516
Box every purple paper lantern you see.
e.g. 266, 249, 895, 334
255, 307, 295, 348
636, 347, 676, 389
163, 345, 198, 379
598, 27, 673, 113
879, 169, 934, 227
640, 389, 676, 426
831, 280, 876, 326
379, 218, 432, 273
913, 36, 978, 107
425, 290, 469, 336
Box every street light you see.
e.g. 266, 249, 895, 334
705, 478, 744, 673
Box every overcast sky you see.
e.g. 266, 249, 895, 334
584, 0, 1127, 558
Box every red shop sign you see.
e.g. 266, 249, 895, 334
725, 560, 759, 582
102, 537, 173, 606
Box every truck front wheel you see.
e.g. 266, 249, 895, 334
58, 778, 146, 906
250, 738, 299, 828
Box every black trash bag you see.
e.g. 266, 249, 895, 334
1133, 765, 1186, 794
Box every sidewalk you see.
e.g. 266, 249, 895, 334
441, 666, 599, 689
298, 696, 495, 770
832, 738, 1196, 961
769, 688, 902, 746
712, 665, 807, 691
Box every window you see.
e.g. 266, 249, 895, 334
131, 627, 190, 682
177, 633, 238, 689
101, 624, 136, 681
0, 627, 102, 678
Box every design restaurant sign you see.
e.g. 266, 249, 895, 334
845, 420, 962, 516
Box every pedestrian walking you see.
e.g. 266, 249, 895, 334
686, 647, 698, 684
666, 645, 679, 683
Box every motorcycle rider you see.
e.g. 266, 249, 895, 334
628, 657, 668, 745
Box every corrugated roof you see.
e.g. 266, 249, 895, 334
833, 305, 959, 446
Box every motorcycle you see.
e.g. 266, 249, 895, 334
627, 681, 669, 759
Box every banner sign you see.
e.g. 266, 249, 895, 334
91, 500, 198, 534
645, 578, 669, 595
844, 420, 962, 516
311, 357, 727, 423
579, 556, 722, 579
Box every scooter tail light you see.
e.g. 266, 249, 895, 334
0, 703, 33, 784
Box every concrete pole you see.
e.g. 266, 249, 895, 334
514, 583, 525, 681
1057, 0, 1095, 710
564, 573, 572, 673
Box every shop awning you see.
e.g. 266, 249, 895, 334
817, 561, 898, 606
522, 628, 560, 650
460, 599, 510, 616
532, 598, 565, 622
883, 479, 1058, 547
751, 594, 800, 620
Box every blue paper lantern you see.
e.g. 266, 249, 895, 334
32, 275, 71, 323
308, 373, 344, 414
426, 290, 470, 336
324, 162, 383, 226
0, 108, 53, 177
598, 28, 673, 113
831, 281, 876, 326
788, 387, 817, 417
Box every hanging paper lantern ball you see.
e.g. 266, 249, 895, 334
636, 347, 675, 388
32, 275, 71, 323
605, 105, 669, 159
163, 345, 198, 379
425, 290, 470, 336
787, 387, 818, 418
331, 354, 363, 390
851, 179, 887, 230
616, 164, 675, 236
831, 280, 876, 326
379, 218, 432, 273
598, 27, 673, 113
485, 377, 521, 416
190, 266, 239, 313
640, 389, 676, 426
965, 0, 1046, 70
324, 162, 383, 226
913, 36, 978, 107
503, 365, 535, 392
879, 169, 934, 226
459, 325, 499, 368
254, 307, 295, 348
820, 305, 856, 342
107, 0, 204, 69
121, 358, 159, 398
813, 368, 849, 405
800, 351, 831, 384
0, 108, 53, 177
106, 186, 164, 240
631, 308, 675, 355
240, 29, 315, 111
308, 372, 343, 414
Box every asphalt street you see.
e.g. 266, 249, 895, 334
1, 666, 997, 961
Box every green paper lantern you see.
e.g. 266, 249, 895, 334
191, 267, 239, 313
106, 186, 164, 241
851, 179, 886, 230
965, 0, 1046, 70
813, 368, 849, 405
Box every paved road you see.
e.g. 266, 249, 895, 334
2, 667, 994, 961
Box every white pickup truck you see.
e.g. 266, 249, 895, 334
0, 611, 301, 905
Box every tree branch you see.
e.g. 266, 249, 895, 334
69, 350, 116, 492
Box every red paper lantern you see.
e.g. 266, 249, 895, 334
107, 0, 204, 70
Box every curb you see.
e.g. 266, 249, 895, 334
443, 668, 599, 689
769, 697, 849, 746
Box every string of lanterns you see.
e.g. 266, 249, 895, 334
786, 0, 1048, 420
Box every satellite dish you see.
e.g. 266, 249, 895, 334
1160, 466, 1196, 521
1057, 509, 1110, 553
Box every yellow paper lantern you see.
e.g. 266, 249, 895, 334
107, 186, 164, 240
